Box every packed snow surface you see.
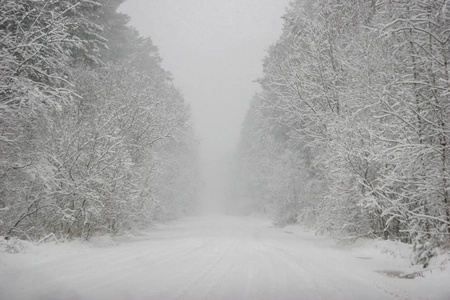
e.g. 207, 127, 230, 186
1, 215, 449, 300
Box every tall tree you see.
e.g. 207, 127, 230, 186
236, 0, 449, 266
1, 0, 199, 240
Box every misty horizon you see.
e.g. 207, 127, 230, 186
119, 0, 290, 212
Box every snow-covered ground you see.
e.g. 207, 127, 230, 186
1, 215, 449, 300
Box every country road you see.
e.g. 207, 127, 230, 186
1, 215, 449, 300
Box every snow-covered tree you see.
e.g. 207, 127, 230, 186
236, 0, 449, 266
1, 0, 199, 240
0, 0, 103, 239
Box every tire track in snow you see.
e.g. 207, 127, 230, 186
169, 238, 240, 300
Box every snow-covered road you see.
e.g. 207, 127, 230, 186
1, 215, 449, 300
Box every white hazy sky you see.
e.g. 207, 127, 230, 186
119, 0, 289, 205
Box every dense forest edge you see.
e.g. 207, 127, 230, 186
0, 0, 199, 243
234, 0, 449, 267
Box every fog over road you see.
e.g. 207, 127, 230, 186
2, 215, 449, 300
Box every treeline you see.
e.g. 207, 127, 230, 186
0, 0, 199, 240
237, 0, 449, 266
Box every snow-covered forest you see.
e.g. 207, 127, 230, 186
236, 0, 450, 267
0, 0, 199, 240
1, 0, 450, 299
